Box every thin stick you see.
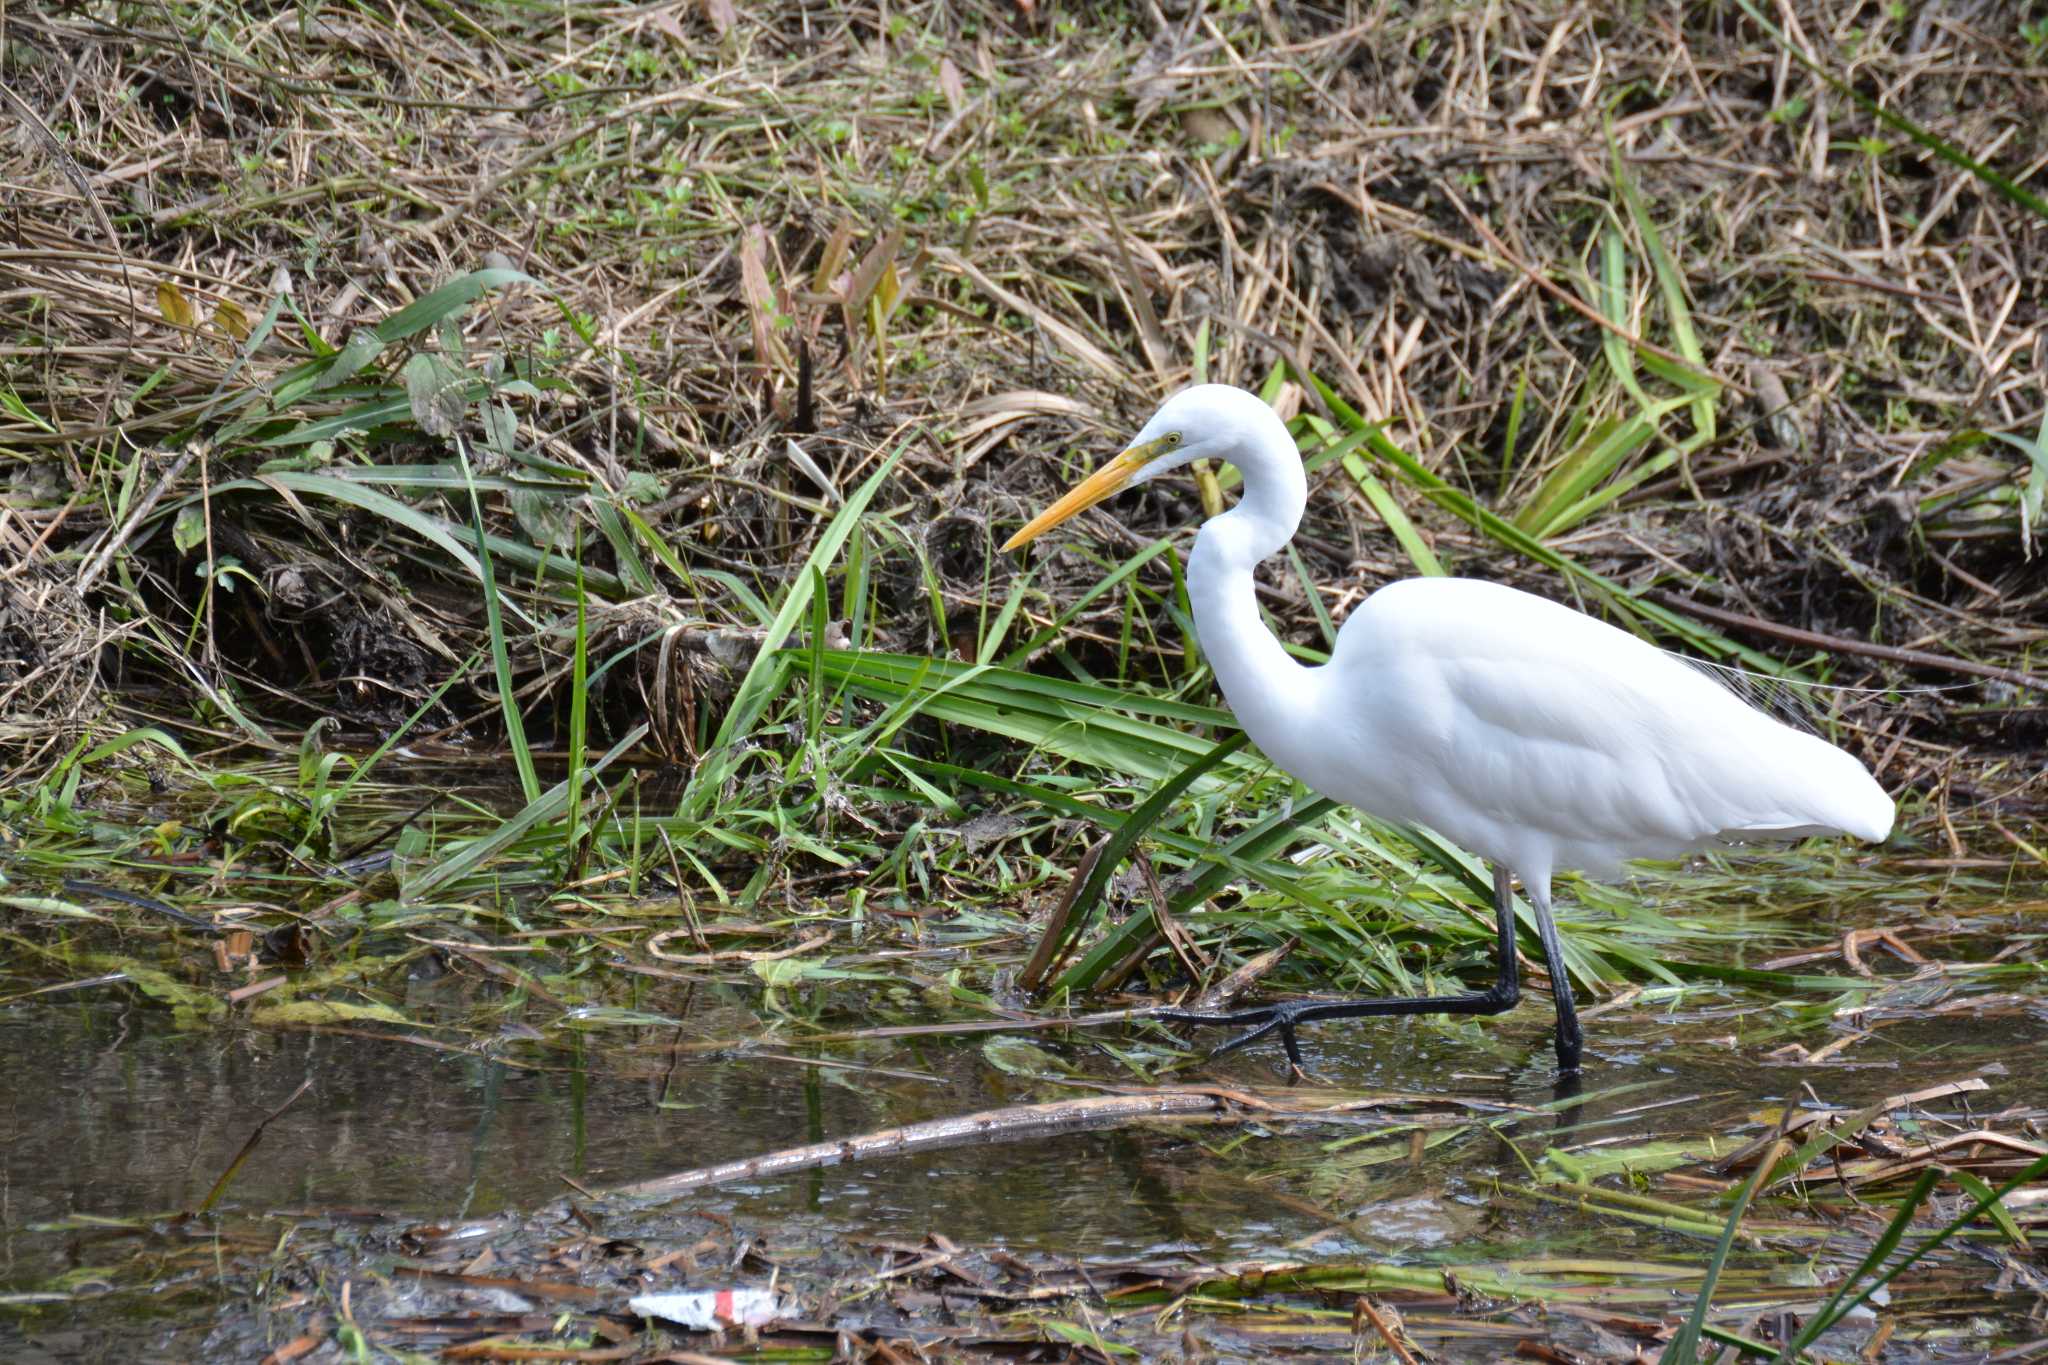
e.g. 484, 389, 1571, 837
74, 446, 196, 592
605, 1093, 1234, 1199
1354, 1297, 1419, 1365
1657, 593, 2048, 693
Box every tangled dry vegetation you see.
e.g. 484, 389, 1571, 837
1, 1, 2043, 810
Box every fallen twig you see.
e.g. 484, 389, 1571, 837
605, 1092, 1239, 1198
1656, 593, 2048, 693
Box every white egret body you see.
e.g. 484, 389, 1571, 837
1003, 384, 1893, 1070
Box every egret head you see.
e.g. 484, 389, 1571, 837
1001, 385, 1284, 551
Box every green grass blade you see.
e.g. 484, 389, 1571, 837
1661, 1139, 1785, 1365
1283, 543, 1338, 648
686, 435, 911, 812
1515, 409, 1659, 539
977, 567, 1037, 665
1054, 795, 1341, 993
1774, 1152, 2048, 1361
459, 436, 539, 804
373, 267, 537, 345
1499, 358, 1531, 488
587, 496, 658, 595
1034, 731, 1251, 972
1597, 227, 1654, 411
1346, 462, 1444, 576
1986, 423, 2048, 551
406, 724, 648, 898
566, 547, 590, 858
1000, 538, 1177, 665
1289, 367, 1785, 671
332, 648, 483, 805
1611, 133, 1715, 442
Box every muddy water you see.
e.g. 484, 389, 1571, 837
2, 881, 2043, 1360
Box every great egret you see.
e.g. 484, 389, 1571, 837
1002, 384, 1893, 1072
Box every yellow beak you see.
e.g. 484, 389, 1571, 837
1000, 439, 1163, 552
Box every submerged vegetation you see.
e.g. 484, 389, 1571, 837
2, 0, 2045, 1359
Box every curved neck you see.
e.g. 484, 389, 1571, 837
1185, 458, 1312, 749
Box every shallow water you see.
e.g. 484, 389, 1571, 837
3, 928, 2043, 1361
3, 817, 2044, 1359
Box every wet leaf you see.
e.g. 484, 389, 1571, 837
752, 957, 820, 987
981, 1037, 1069, 1077
0, 895, 106, 921
1543, 1140, 1700, 1182
249, 1000, 410, 1026
1043, 1321, 1137, 1356
99, 963, 224, 1016
560, 1006, 683, 1029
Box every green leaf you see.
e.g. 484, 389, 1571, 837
1661, 1138, 1784, 1365
1289, 367, 1785, 672
458, 437, 538, 804
981, 1037, 1073, 1077
405, 725, 646, 898
314, 328, 386, 392
402, 352, 467, 437
374, 267, 535, 345
1735, 0, 2048, 221
1053, 795, 1342, 994
171, 505, 207, 556
0, 896, 106, 921
1951, 1168, 2028, 1249
1985, 420, 2048, 552
1346, 462, 1443, 575
250, 1000, 412, 1026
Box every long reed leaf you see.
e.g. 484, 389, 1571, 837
1661, 1138, 1787, 1365
685, 436, 912, 814
459, 436, 539, 804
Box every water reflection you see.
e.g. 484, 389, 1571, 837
3, 949, 2042, 1355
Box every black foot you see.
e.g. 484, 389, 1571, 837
1554, 1010, 1584, 1073
1153, 999, 1325, 1072
1551, 1069, 1584, 1106
1154, 985, 1521, 1078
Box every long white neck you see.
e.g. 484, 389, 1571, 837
1184, 447, 1314, 752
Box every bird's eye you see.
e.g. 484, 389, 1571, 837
1164, 432, 1181, 447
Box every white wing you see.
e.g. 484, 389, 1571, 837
1294, 578, 1892, 883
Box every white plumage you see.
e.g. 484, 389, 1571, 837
1005, 383, 1893, 1071
1291, 577, 1893, 881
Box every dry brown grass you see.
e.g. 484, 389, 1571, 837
1, 0, 2043, 800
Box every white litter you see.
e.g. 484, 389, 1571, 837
629, 1287, 785, 1330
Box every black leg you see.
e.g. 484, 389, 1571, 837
1154, 864, 1523, 1071
1527, 880, 1583, 1072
